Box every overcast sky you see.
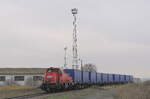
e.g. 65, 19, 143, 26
0, 0, 150, 78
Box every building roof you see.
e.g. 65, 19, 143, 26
0, 68, 47, 75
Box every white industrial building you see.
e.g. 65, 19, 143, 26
0, 68, 46, 86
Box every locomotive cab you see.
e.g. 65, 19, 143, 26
41, 67, 73, 92
44, 67, 62, 83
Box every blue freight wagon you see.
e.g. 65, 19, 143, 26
120, 75, 125, 83
113, 74, 120, 83
102, 73, 108, 83
64, 69, 82, 83
125, 75, 130, 82
108, 74, 113, 83
129, 75, 133, 82
96, 73, 102, 83
89, 72, 96, 83
82, 71, 90, 83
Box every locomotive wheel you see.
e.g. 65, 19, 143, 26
46, 87, 51, 93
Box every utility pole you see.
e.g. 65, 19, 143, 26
71, 8, 78, 69
64, 46, 67, 69
79, 58, 83, 71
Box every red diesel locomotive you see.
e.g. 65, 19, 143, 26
41, 67, 73, 92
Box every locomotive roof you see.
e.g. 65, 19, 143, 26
0, 68, 47, 75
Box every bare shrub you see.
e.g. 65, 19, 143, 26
83, 63, 97, 72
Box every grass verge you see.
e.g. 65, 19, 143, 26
115, 81, 150, 99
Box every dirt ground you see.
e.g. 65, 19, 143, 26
29, 87, 117, 99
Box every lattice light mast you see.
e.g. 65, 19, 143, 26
64, 46, 67, 69
71, 8, 78, 69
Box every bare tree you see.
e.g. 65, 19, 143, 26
82, 63, 97, 72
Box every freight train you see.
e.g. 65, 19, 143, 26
41, 67, 133, 92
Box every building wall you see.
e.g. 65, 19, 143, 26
0, 75, 12, 86
0, 74, 43, 86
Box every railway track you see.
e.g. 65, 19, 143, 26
4, 87, 88, 99
5, 92, 47, 99
1, 87, 48, 99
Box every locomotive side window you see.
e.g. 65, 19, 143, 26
47, 68, 59, 72
0, 76, 5, 81
47, 69, 52, 72
14, 76, 24, 81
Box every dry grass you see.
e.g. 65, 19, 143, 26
45, 86, 117, 99
44, 88, 99, 99
0, 84, 35, 91
115, 81, 150, 99
0, 84, 42, 98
